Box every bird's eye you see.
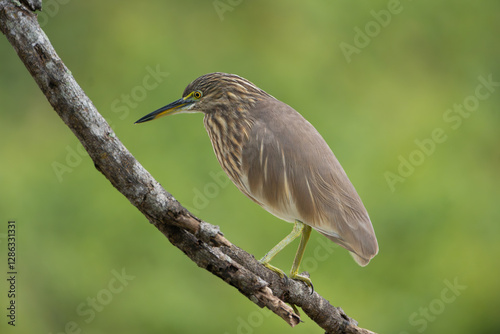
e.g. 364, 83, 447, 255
193, 90, 203, 99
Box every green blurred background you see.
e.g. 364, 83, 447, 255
1, 1, 499, 333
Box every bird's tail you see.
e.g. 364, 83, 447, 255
350, 251, 371, 267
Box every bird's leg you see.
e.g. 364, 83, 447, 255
259, 221, 304, 279
290, 222, 313, 290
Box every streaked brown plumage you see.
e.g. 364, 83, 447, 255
136, 72, 378, 285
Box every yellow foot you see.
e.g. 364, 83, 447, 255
259, 260, 287, 279
259, 261, 315, 294
290, 271, 314, 294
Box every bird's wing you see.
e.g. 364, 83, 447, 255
240, 99, 378, 264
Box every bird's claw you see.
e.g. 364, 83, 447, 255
259, 260, 315, 294
290, 272, 315, 295
259, 261, 288, 280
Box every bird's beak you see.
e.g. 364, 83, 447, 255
134, 97, 194, 124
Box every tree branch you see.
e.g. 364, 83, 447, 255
0, 2, 376, 333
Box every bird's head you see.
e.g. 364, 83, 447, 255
135, 72, 271, 124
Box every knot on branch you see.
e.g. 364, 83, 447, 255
197, 221, 223, 245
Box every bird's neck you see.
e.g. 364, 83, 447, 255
203, 111, 253, 190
